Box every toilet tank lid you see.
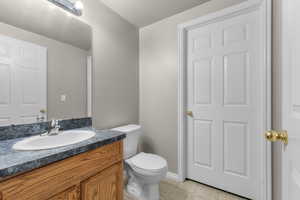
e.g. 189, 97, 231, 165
111, 124, 141, 133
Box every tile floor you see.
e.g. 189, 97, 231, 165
124, 179, 248, 200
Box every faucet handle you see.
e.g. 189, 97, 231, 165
50, 119, 59, 127
55, 120, 61, 129
50, 119, 55, 127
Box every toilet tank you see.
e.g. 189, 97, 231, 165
111, 124, 141, 159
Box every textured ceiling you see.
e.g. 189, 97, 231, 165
99, 0, 210, 27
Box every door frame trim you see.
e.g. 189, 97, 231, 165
177, 0, 272, 199
87, 56, 93, 117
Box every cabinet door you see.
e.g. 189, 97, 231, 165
48, 185, 80, 200
81, 162, 123, 200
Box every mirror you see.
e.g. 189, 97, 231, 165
0, 0, 92, 126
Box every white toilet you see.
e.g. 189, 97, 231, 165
111, 125, 168, 200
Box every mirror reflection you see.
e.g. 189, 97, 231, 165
0, 0, 92, 126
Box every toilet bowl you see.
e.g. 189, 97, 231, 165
126, 152, 168, 200
111, 125, 168, 200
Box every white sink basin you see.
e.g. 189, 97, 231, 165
13, 130, 96, 151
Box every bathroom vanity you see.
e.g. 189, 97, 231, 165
0, 120, 126, 200
0, 142, 123, 200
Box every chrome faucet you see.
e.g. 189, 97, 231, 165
41, 119, 61, 136
48, 119, 61, 136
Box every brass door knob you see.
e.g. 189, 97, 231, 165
186, 111, 194, 117
265, 130, 288, 145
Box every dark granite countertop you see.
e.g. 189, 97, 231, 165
0, 127, 125, 181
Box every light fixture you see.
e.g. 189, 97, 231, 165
47, 0, 84, 16
74, 1, 84, 11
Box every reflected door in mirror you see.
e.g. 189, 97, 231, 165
0, 35, 47, 126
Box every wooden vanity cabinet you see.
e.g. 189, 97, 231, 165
48, 185, 80, 200
81, 163, 123, 200
0, 141, 124, 200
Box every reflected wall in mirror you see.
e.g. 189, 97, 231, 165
0, 0, 92, 126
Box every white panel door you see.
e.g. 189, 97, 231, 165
0, 38, 15, 125
187, 8, 264, 199
281, 0, 300, 199
0, 35, 47, 126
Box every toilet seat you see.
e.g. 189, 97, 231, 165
126, 152, 168, 175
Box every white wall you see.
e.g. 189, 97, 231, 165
83, 0, 139, 129
0, 0, 92, 51
139, 0, 245, 173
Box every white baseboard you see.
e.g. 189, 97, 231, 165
166, 172, 181, 182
